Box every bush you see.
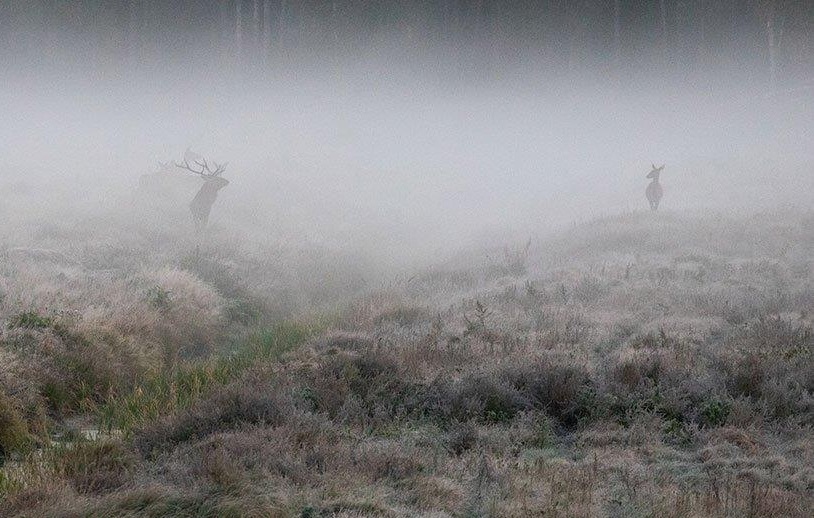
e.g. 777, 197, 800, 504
0, 393, 33, 463
572, 275, 607, 305
56, 440, 135, 494
508, 360, 593, 428
501, 240, 531, 276
145, 267, 225, 358
307, 351, 418, 423
716, 318, 813, 422
411, 361, 592, 428
136, 381, 291, 455
612, 352, 666, 391
700, 398, 731, 428
446, 422, 478, 455
145, 286, 171, 311
6, 311, 53, 330
602, 349, 715, 426
725, 353, 766, 399
364, 448, 425, 482
445, 373, 529, 423
511, 412, 555, 449
38, 330, 148, 416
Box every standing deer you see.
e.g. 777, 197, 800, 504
175, 156, 229, 230
646, 164, 664, 211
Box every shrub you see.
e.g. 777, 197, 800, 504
510, 411, 555, 449
55, 440, 135, 494
501, 240, 531, 276
145, 267, 225, 358
6, 311, 53, 330
724, 353, 766, 399
37, 330, 149, 416
419, 361, 593, 427
307, 351, 418, 423
601, 349, 715, 426
700, 398, 732, 428
747, 316, 812, 359
311, 331, 375, 353
373, 305, 428, 327
0, 393, 33, 463
145, 285, 171, 311
223, 298, 263, 326
179, 254, 273, 326
447, 373, 529, 423
662, 417, 694, 446
446, 422, 478, 455
136, 381, 291, 455
196, 442, 246, 492
716, 318, 813, 422
630, 328, 678, 349
612, 352, 666, 391
572, 275, 607, 304
509, 360, 593, 428
364, 448, 425, 482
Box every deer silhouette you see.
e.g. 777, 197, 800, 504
175, 154, 229, 230
646, 164, 664, 211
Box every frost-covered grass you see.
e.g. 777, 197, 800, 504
1, 209, 812, 517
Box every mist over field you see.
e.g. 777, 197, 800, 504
2, 2, 813, 262
1, 2, 813, 517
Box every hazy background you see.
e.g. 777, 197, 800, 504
1, 1, 812, 265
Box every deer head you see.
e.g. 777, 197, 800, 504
174, 154, 230, 191
647, 163, 665, 179
174, 156, 228, 179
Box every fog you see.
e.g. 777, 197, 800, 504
2, 2, 813, 267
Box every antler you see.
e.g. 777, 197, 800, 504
174, 157, 227, 177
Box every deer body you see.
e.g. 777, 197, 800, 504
646, 164, 664, 211
174, 152, 229, 231
190, 176, 229, 230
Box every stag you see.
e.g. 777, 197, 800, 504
645, 163, 664, 211
175, 155, 229, 230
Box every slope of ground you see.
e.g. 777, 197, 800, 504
1, 210, 812, 517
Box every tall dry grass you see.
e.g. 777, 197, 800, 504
1, 210, 812, 517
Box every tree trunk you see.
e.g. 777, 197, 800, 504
252, 0, 260, 53
279, 0, 286, 49
262, 0, 271, 55
567, 3, 581, 74
219, 1, 230, 59
697, 0, 706, 68
235, 0, 243, 60
766, 11, 778, 92
331, 0, 339, 44
729, 0, 737, 60
127, 0, 138, 62
613, 0, 621, 71
659, 0, 667, 39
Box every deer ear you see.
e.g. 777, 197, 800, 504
651, 163, 656, 169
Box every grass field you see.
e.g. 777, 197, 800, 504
1, 209, 812, 517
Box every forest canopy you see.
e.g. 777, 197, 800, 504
2, 1, 812, 93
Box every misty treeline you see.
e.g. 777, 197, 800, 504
3, 1, 812, 91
